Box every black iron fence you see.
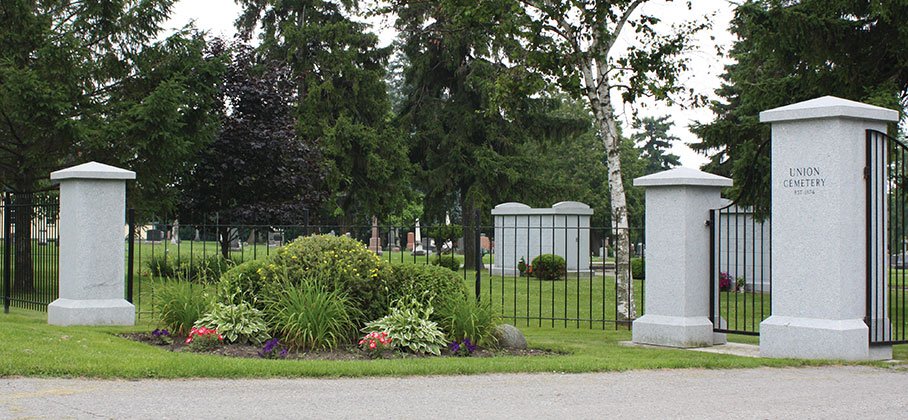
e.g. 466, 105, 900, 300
1, 191, 60, 313
866, 129, 908, 345
709, 203, 772, 336
129, 214, 644, 329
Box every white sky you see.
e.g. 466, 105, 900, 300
165, 0, 738, 169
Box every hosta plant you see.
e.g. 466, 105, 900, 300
195, 302, 270, 345
363, 299, 447, 356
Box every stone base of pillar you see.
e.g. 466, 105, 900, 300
48, 298, 135, 326
760, 316, 891, 360
632, 314, 723, 348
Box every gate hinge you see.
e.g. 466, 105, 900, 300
704, 220, 711, 228
863, 166, 870, 180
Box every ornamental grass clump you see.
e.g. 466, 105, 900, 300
152, 279, 211, 336
363, 299, 447, 356
437, 294, 499, 347
266, 278, 359, 351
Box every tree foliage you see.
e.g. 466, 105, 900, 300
236, 0, 409, 226
691, 0, 908, 215
179, 43, 327, 228
390, 0, 588, 267
0, 0, 224, 216
632, 116, 681, 175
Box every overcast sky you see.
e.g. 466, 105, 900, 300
164, 1, 738, 169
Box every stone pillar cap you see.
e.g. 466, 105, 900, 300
633, 167, 732, 188
759, 95, 899, 123
51, 161, 136, 181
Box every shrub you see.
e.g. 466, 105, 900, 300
147, 253, 238, 283
216, 259, 277, 310
384, 264, 470, 320
736, 276, 746, 292
266, 279, 359, 350
152, 280, 211, 336
431, 254, 461, 272
437, 294, 499, 346
362, 299, 447, 356
195, 302, 270, 345
631, 258, 645, 280
531, 254, 566, 280
271, 235, 391, 323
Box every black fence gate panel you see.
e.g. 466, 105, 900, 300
709, 203, 772, 335
2, 191, 60, 313
866, 129, 908, 345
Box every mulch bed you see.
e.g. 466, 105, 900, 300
119, 332, 557, 360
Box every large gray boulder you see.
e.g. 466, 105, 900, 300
492, 324, 527, 350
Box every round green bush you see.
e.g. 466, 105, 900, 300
431, 254, 461, 272
216, 259, 277, 311
270, 235, 392, 323
531, 254, 566, 280
384, 263, 469, 321
631, 258, 645, 280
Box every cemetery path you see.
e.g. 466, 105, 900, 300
1, 366, 906, 419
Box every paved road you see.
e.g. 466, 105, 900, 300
2, 366, 906, 419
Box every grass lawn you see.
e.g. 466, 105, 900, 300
2, 308, 897, 379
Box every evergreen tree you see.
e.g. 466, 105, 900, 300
691, 0, 908, 215
632, 116, 682, 174
236, 0, 409, 227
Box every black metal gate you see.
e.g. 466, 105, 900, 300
709, 203, 772, 335
1, 191, 60, 313
866, 129, 908, 345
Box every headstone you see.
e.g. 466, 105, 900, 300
47, 162, 135, 326
759, 96, 898, 360
368, 216, 383, 255
170, 219, 180, 244
407, 232, 415, 251
632, 167, 730, 348
412, 218, 426, 256
228, 228, 242, 251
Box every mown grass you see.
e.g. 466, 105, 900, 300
1, 308, 886, 379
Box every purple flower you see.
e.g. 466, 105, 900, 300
463, 338, 476, 353
279, 348, 288, 358
448, 341, 461, 353
152, 329, 170, 338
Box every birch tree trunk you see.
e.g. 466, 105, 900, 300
581, 57, 636, 322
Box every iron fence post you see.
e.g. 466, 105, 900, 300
474, 209, 481, 302
126, 208, 135, 303
708, 209, 716, 328
3, 193, 10, 313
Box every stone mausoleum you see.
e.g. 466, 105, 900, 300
491, 201, 593, 276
